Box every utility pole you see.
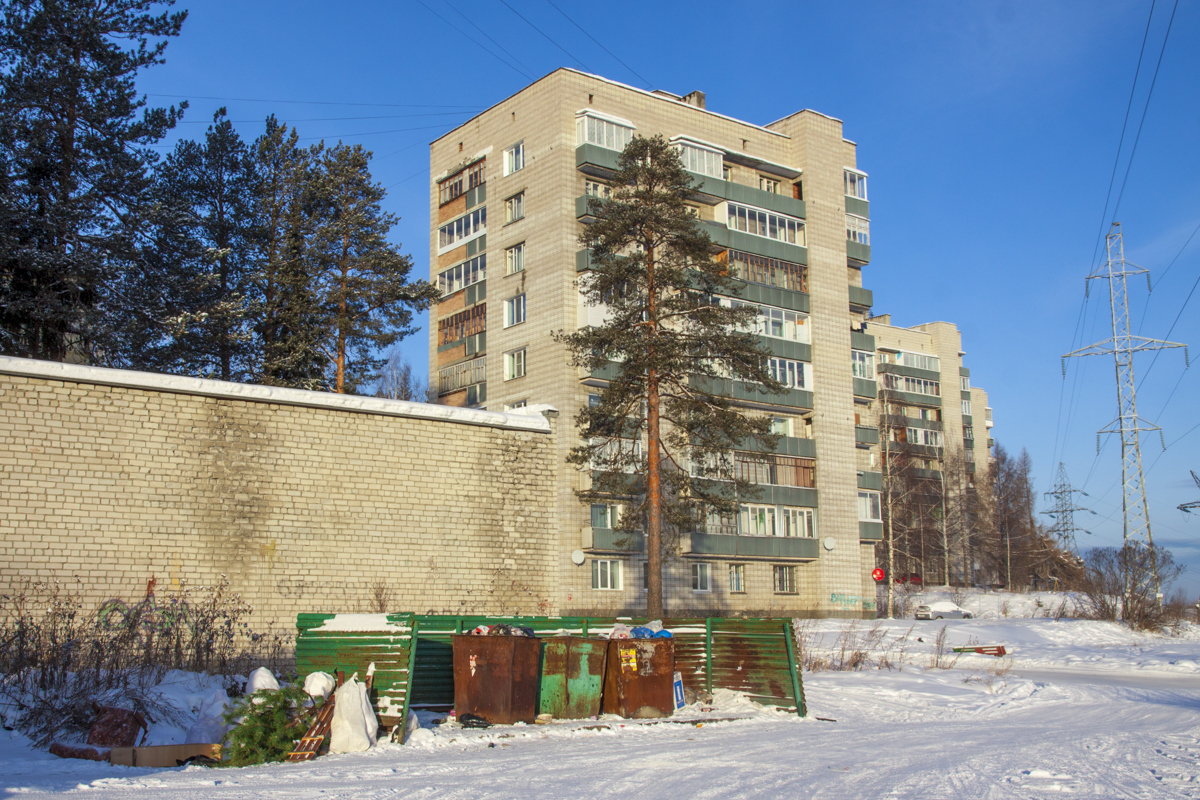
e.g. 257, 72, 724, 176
1041, 462, 1097, 554
1063, 223, 1188, 617
1179, 471, 1200, 514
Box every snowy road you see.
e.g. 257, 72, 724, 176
4, 617, 1199, 798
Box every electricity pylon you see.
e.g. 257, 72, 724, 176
1062, 222, 1188, 611
1180, 471, 1200, 514
1041, 463, 1096, 554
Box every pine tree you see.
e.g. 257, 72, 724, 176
309, 143, 438, 394
221, 686, 311, 766
558, 134, 782, 618
251, 118, 327, 389
126, 108, 258, 380
0, 0, 186, 363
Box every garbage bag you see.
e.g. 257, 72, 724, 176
329, 677, 377, 753
630, 627, 654, 639
303, 671, 336, 700
608, 623, 632, 640
651, 629, 673, 638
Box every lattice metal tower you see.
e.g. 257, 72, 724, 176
1041, 463, 1095, 553
1180, 471, 1200, 514
1063, 223, 1188, 607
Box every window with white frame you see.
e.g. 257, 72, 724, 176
844, 169, 867, 200
773, 565, 797, 594
770, 417, 792, 437
962, 399, 972, 416
781, 507, 817, 538
720, 298, 810, 343
722, 165, 732, 181
591, 559, 622, 590
852, 350, 875, 379
504, 141, 524, 175
880, 350, 940, 372
438, 207, 487, 251
760, 176, 780, 194
858, 490, 882, 522
847, 214, 870, 245
591, 503, 621, 529
506, 243, 524, 275
504, 400, 527, 411
906, 427, 943, 447
739, 504, 775, 537
768, 357, 809, 390
671, 136, 723, 178
505, 192, 524, 223
576, 110, 634, 151
960, 376, 970, 391
585, 180, 611, 198
883, 374, 940, 397
590, 437, 642, 472
963, 425, 975, 441
504, 348, 526, 380
728, 564, 746, 593
437, 253, 486, 296
504, 294, 526, 327
691, 563, 711, 592
727, 202, 805, 246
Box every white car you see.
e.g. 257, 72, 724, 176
915, 601, 972, 620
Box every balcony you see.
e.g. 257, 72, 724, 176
847, 240, 871, 266
576, 143, 621, 178
685, 172, 806, 218
587, 527, 644, 553
855, 425, 880, 446
699, 220, 807, 265
857, 471, 883, 491
689, 375, 813, 411
737, 435, 817, 459
848, 285, 873, 310
853, 377, 878, 399
845, 196, 869, 218
858, 521, 884, 541
850, 330, 875, 352
576, 195, 599, 221
688, 532, 819, 561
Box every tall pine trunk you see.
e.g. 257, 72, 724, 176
645, 243, 663, 618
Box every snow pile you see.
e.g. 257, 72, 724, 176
310, 614, 411, 633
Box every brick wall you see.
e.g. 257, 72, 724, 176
0, 359, 559, 633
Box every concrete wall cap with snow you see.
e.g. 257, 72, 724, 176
0, 355, 552, 434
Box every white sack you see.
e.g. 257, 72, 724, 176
246, 667, 279, 694
303, 671, 336, 700
329, 677, 378, 753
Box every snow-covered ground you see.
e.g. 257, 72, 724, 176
4, 614, 1200, 798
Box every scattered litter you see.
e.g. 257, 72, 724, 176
459, 713, 492, 729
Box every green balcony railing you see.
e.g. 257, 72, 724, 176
689, 532, 819, 560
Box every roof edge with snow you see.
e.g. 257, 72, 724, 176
0, 356, 553, 434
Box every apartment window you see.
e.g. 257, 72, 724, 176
671, 136, 724, 178
760, 176, 780, 194
438, 304, 486, 345
740, 504, 776, 537
728, 564, 746, 593
691, 563, 712, 592
883, 374, 940, 397
438, 171, 463, 206
722, 165, 732, 181
589, 393, 602, 408
585, 180, 611, 198
576, 110, 634, 151
962, 399, 973, 416
726, 250, 807, 293
438, 355, 486, 395
754, 303, 810, 343
906, 427, 944, 447
727, 202, 805, 246
504, 142, 524, 175
504, 348, 526, 380
781, 507, 817, 538
768, 357, 808, 390
504, 294, 526, 327
858, 490, 882, 522
852, 350, 875, 380
506, 243, 524, 275
913, 407, 941, 422
844, 169, 867, 200
438, 206, 487, 251
591, 559, 622, 590
881, 351, 940, 372
505, 400, 527, 411
467, 160, 485, 189
770, 417, 792, 437
846, 214, 870, 245
591, 503, 619, 529
437, 253, 487, 297
505, 192, 525, 223
734, 453, 815, 488
773, 565, 797, 594
963, 425, 975, 441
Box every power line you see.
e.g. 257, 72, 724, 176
1137, 216, 1200, 333
498, 0, 592, 73
414, 0, 535, 81
1110, 0, 1181, 223
1086, 0, 1156, 271
442, 0, 538, 81
1138, 256, 1198, 387
174, 112, 475, 124
295, 123, 449, 142
543, 0, 653, 89
146, 93, 481, 109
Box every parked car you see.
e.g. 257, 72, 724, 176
915, 601, 972, 620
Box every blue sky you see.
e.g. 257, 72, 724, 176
139, 0, 1200, 593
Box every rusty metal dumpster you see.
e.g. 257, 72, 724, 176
452, 635, 540, 725
601, 638, 676, 719
539, 637, 607, 719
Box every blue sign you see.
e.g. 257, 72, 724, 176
673, 671, 685, 711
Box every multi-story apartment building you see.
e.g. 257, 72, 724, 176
427, 69, 921, 617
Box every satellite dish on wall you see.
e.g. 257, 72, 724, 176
823, 537, 836, 551
571, 549, 586, 565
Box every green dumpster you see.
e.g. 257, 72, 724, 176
538, 637, 607, 719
